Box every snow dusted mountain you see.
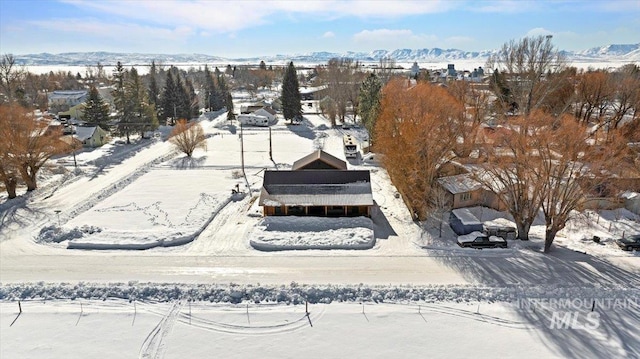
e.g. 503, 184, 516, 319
12, 44, 640, 66
13, 51, 228, 66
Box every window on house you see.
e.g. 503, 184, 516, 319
460, 192, 471, 202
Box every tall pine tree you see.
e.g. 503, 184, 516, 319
357, 73, 382, 142
281, 61, 302, 123
126, 67, 158, 136
84, 85, 110, 128
147, 61, 160, 115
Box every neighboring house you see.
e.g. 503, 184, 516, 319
58, 103, 86, 120
241, 100, 269, 114
300, 85, 329, 101
48, 90, 88, 112
73, 126, 110, 147
437, 173, 505, 211
291, 150, 347, 171
253, 107, 277, 123
259, 150, 373, 217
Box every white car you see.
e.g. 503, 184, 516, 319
457, 231, 508, 249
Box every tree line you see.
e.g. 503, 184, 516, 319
372, 35, 639, 253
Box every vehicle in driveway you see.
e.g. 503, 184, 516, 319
615, 235, 640, 251
457, 231, 508, 249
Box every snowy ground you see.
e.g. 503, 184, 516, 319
2, 298, 638, 359
1, 108, 639, 358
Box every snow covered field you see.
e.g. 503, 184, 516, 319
1, 109, 639, 358
2, 297, 638, 359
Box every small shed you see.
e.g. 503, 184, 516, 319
449, 208, 483, 235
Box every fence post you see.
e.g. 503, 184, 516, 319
18, 301, 22, 313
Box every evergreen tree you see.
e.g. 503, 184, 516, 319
357, 73, 382, 142
126, 67, 158, 136
174, 70, 190, 120
226, 92, 235, 123
148, 61, 160, 114
111, 62, 133, 143
259, 60, 267, 70
225, 64, 233, 76
281, 61, 302, 123
185, 78, 199, 118
203, 65, 214, 111
84, 85, 110, 127
160, 69, 179, 124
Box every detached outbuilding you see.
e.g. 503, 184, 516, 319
449, 208, 483, 235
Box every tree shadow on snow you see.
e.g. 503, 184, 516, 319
370, 201, 397, 239
431, 244, 640, 358
286, 117, 316, 140
0, 196, 47, 238
168, 156, 207, 169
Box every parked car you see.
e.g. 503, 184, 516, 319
615, 235, 640, 251
457, 231, 508, 249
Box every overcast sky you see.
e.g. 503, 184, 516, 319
1, 0, 639, 57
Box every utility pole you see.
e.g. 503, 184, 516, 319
269, 125, 273, 161
240, 121, 245, 175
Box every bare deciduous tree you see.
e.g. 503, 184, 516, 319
0, 103, 64, 193
487, 35, 567, 120
375, 79, 462, 220
169, 120, 206, 157
0, 54, 26, 104
473, 114, 547, 240
532, 113, 632, 252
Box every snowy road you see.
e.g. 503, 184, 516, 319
0, 252, 466, 285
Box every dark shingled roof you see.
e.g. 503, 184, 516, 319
259, 170, 373, 207
291, 150, 347, 171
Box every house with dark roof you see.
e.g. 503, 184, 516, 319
259, 170, 373, 217
259, 150, 373, 217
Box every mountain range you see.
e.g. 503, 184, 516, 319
12, 43, 640, 66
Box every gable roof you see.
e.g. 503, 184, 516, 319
74, 126, 98, 141
259, 170, 373, 207
255, 107, 277, 116
437, 173, 482, 194
292, 150, 347, 171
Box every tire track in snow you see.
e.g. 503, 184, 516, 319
139, 301, 183, 359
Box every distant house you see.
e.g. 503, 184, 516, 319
253, 107, 277, 123
259, 150, 373, 217
300, 85, 329, 101
410, 62, 420, 77
73, 126, 110, 147
58, 103, 86, 120
48, 90, 88, 112
241, 100, 269, 114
